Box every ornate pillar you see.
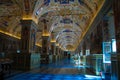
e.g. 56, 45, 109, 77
56, 46, 59, 55
41, 19, 49, 55
50, 32, 58, 63
21, 20, 37, 53
42, 36, 49, 54
41, 19, 50, 64
56, 46, 60, 61
50, 32, 56, 55
51, 42, 56, 62
51, 43, 56, 55
14, 20, 39, 71
59, 48, 63, 60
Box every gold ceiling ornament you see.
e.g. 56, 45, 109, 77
0, 0, 106, 51
55, 43, 59, 46
22, 13, 32, 20
63, 25, 71, 28
58, 7, 71, 16
79, 14, 83, 19
58, 9, 66, 16
66, 45, 75, 51
42, 30, 50, 36
36, 43, 42, 47
50, 39, 56, 43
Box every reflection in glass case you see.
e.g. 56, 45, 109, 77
111, 39, 116, 53
103, 42, 111, 63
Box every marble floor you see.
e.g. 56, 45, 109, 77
5, 59, 102, 80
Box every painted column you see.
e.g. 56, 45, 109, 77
50, 32, 56, 55
56, 46, 59, 60
42, 36, 49, 54
41, 19, 49, 55
59, 48, 63, 60
41, 19, 50, 64
51, 43, 56, 55
50, 32, 57, 62
21, 20, 37, 53
56, 46, 59, 55
15, 20, 38, 71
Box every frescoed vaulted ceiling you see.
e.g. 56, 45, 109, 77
0, 0, 105, 51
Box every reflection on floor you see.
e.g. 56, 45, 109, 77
6, 73, 101, 80
6, 59, 102, 80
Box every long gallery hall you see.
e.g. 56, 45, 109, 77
0, 0, 120, 80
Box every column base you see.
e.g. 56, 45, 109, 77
52, 55, 58, 63
13, 53, 40, 71
40, 54, 49, 64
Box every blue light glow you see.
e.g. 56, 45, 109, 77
7, 73, 102, 80
6, 59, 103, 80
102, 42, 111, 63
17, 50, 20, 53
112, 39, 116, 52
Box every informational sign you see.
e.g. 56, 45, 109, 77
103, 42, 111, 63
